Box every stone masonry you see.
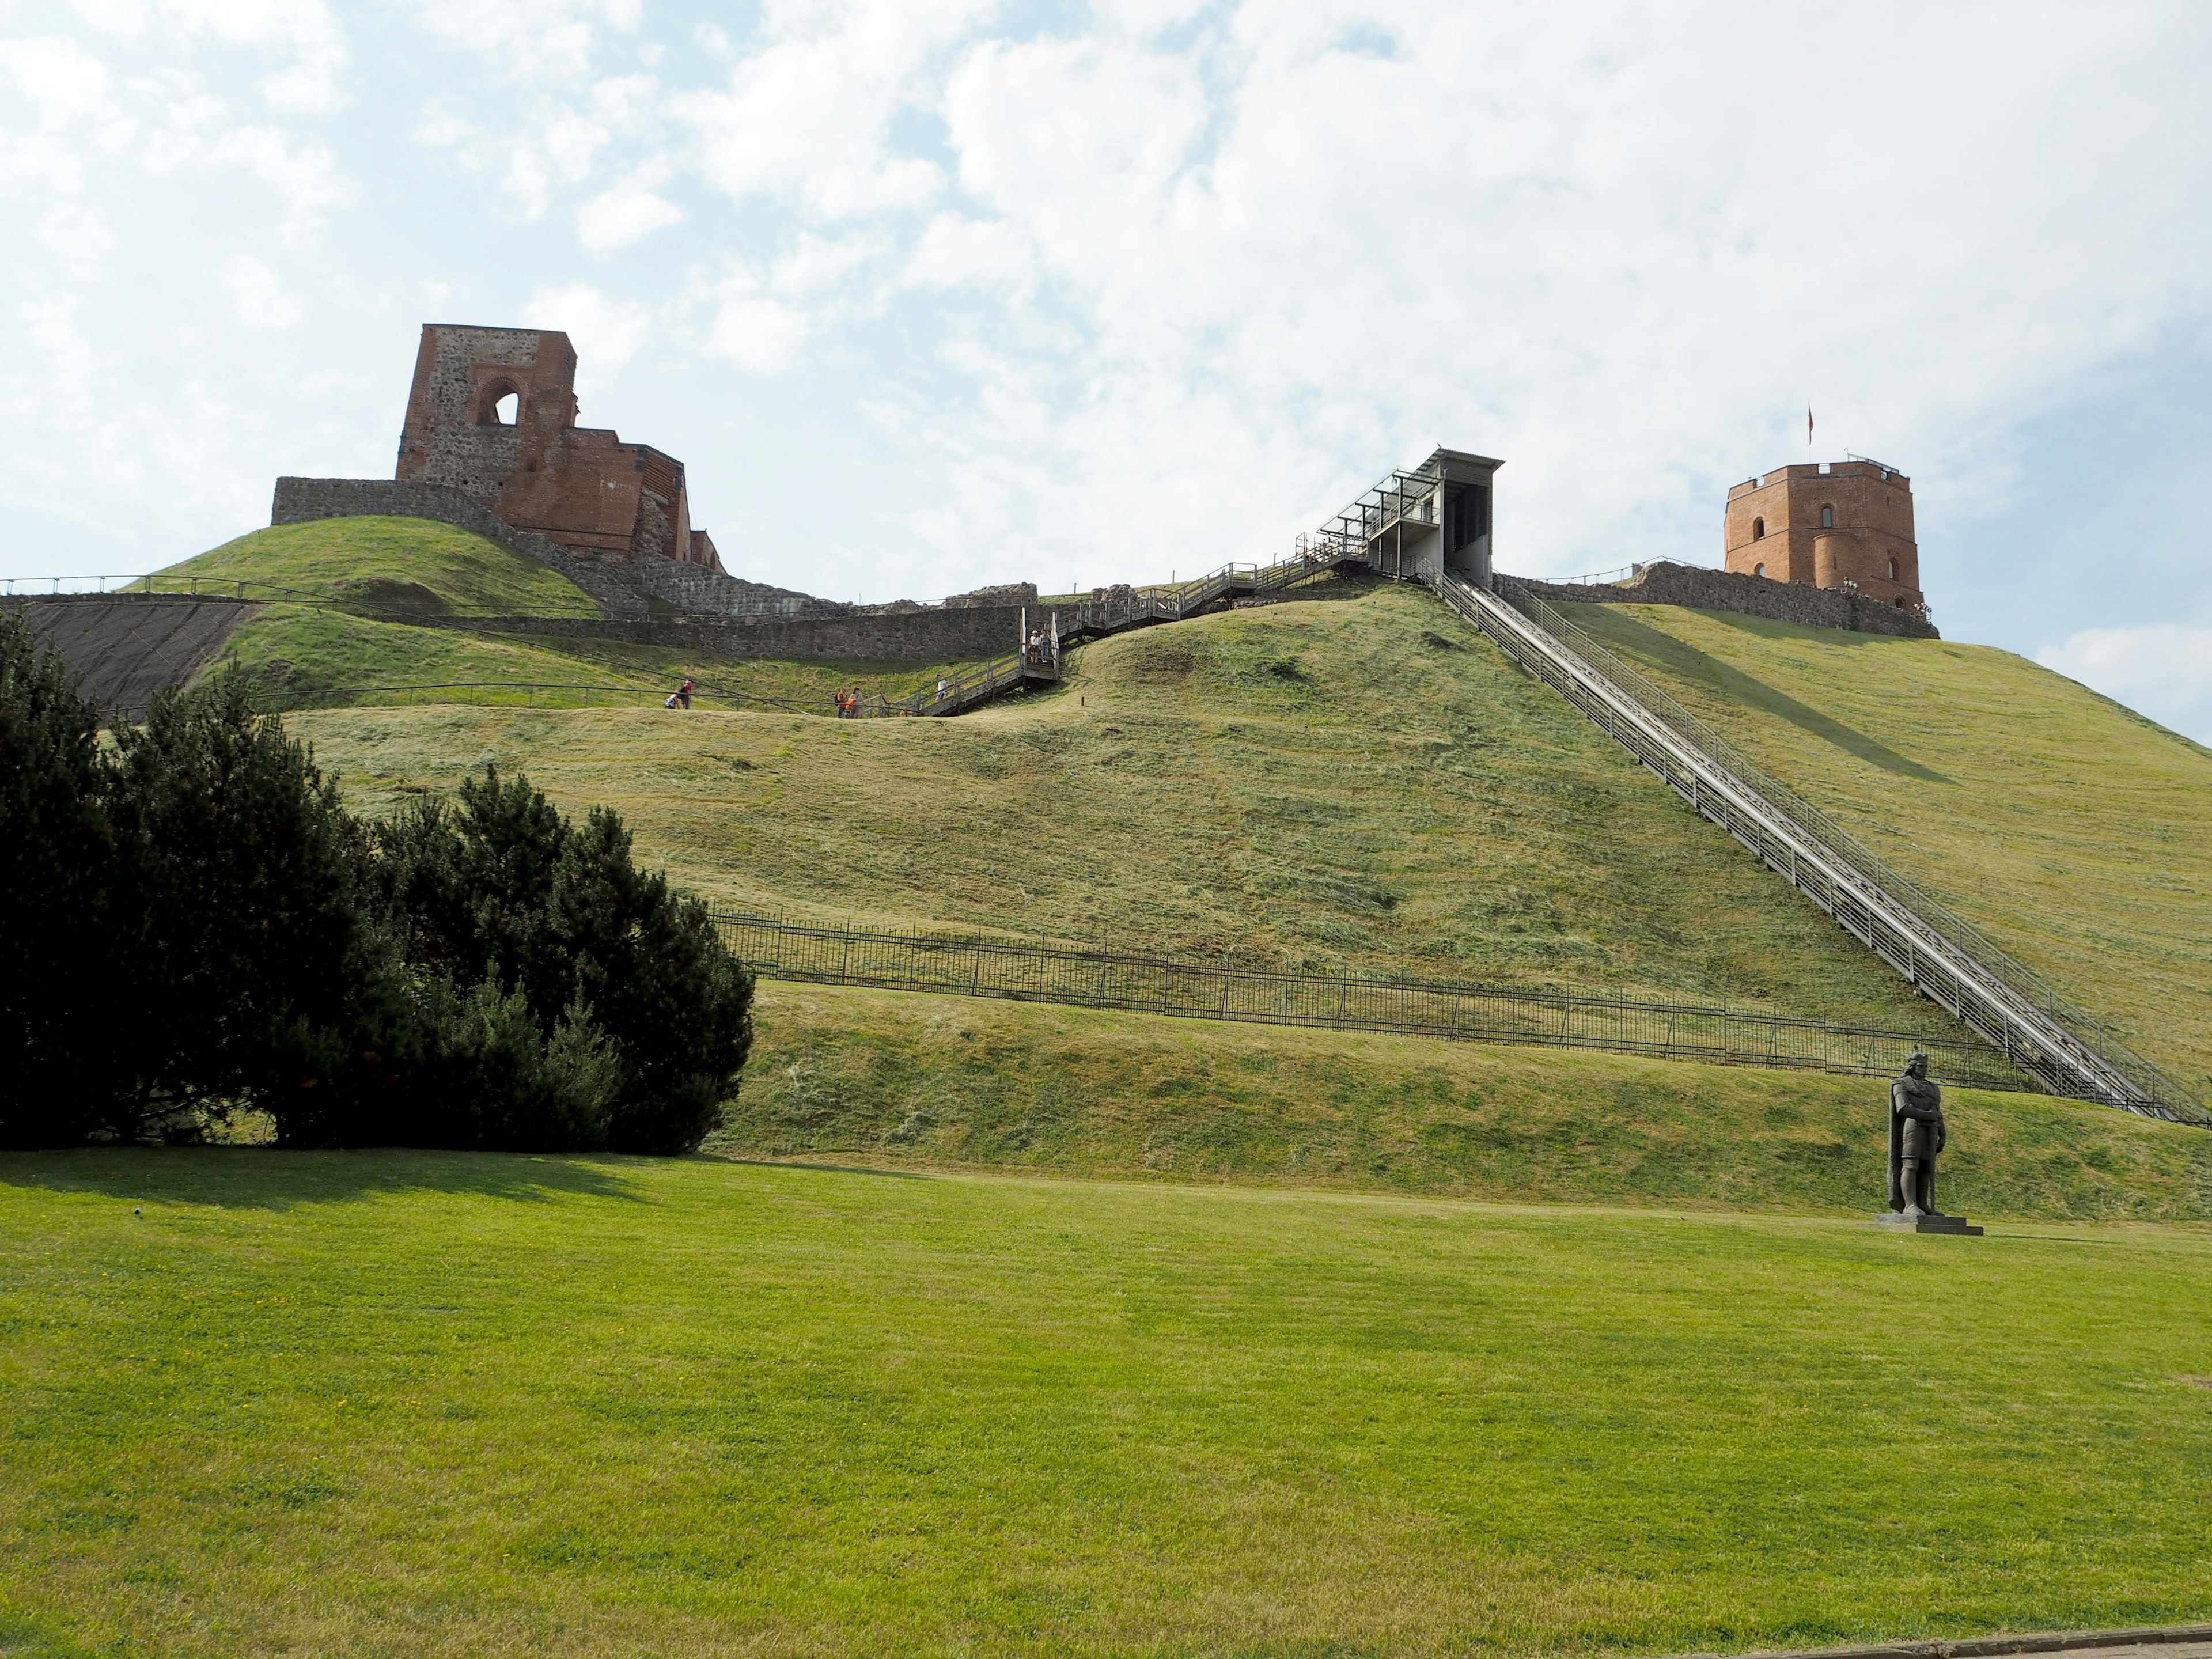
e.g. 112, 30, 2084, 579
1724, 460, 1923, 611
395, 324, 723, 571
1509, 559, 1938, 639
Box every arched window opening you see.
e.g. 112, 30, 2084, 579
1753, 562, 1765, 578
1821, 504, 1835, 528
1887, 556, 1898, 580
1752, 517, 1765, 540
494, 391, 520, 425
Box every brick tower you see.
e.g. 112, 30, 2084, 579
1723, 460, 1920, 611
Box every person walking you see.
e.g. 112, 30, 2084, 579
678, 678, 693, 710
935, 675, 948, 706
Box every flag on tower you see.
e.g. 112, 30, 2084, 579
1808, 406, 1815, 447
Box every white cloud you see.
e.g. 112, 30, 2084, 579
673, 0, 991, 221
408, 0, 641, 86
71, 0, 349, 113
706, 287, 814, 375
521, 281, 653, 391
578, 173, 684, 250
221, 252, 301, 328
2038, 625, 2212, 745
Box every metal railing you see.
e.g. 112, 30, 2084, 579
1431, 571, 2206, 1123
712, 913, 2028, 1089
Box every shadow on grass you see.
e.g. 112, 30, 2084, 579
1574, 607, 1953, 783
717, 1156, 936, 1180
0, 1145, 647, 1211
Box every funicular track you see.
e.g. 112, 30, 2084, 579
1424, 569, 2206, 1123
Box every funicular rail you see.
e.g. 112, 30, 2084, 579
1427, 572, 2206, 1123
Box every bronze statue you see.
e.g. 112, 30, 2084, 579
1888, 1052, 1945, 1217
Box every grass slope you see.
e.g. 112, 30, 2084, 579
166, 518, 604, 616
729, 984, 2212, 1221
177, 517, 994, 707
1563, 604, 2212, 1094
288, 584, 1938, 1025
5, 1152, 2212, 1658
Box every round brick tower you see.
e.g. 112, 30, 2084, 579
1723, 460, 1922, 610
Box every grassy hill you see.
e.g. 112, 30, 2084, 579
6, 1149, 2211, 1657
168, 517, 606, 615
163, 518, 993, 707
1562, 603, 2212, 1096
290, 583, 1939, 1026
734, 983, 2212, 1221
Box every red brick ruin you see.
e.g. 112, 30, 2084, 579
395, 324, 722, 571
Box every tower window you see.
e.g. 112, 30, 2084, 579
1888, 556, 1898, 579
1821, 504, 1835, 528
1753, 562, 1765, 578
494, 391, 520, 425
1752, 517, 1765, 539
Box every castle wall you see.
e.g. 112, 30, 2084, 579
1507, 560, 1938, 639
407, 605, 1046, 664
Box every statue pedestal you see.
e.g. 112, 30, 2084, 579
1873, 1212, 1984, 1236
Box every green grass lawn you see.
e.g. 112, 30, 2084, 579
286, 584, 1940, 1027
164, 518, 603, 616
5, 1150, 2211, 1657
1561, 604, 2212, 1095
177, 518, 994, 709
729, 984, 2212, 1221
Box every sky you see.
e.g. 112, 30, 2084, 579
3, 0, 2209, 739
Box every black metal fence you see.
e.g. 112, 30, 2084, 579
713, 914, 2031, 1091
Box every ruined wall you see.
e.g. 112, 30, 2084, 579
393, 323, 722, 571
1506, 560, 1938, 640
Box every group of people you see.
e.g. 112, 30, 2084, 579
662, 679, 694, 710
833, 687, 868, 718
1024, 628, 1054, 667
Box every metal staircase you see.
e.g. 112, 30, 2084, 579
1424, 569, 2206, 1123
853, 540, 1366, 718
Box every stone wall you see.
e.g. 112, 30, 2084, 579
270, 478, 649, 619
1505, 560, 1938, 640
411, 604, 1041, 664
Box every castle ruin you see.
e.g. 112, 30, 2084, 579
1723, 460, 1921, 611
395, 324, 722, 572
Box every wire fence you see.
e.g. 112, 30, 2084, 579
712, 913, 2032, 1090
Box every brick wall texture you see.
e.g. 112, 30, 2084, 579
1722, 460, 1923, 610
393, 324, 721, 572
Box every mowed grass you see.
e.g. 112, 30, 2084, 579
1563, 604, 2212, 1093
212, 606, 985, 708
727, 983, 2212, 1221
171, 518, 992, 707
5, 1152, 2212, 1658
166, 518, 604, 616
287, 584, 1938, 1025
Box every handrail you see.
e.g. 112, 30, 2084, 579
1430, 571, 2205, 1123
